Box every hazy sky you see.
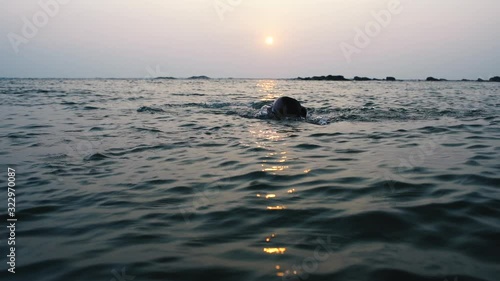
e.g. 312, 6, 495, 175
1, 0, 499, 79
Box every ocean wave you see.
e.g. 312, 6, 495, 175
2, 79, 499, 281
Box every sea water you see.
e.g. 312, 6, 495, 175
0, 79, 499, 281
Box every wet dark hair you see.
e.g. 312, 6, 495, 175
301, 106, 307, 118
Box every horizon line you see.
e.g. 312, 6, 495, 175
0, 76, 498, 81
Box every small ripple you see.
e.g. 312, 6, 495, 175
107, 144, 176, 156
137, 106, 165, 113
335, 148, 366, 154
467, 144, 490, 149
19, 124, 54, 129
294, 143, 322, 149
84, 153, 111, 161
83, 106, 99, 110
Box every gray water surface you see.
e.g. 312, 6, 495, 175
0, 79, 499, 281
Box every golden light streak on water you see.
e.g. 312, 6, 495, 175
263, 248, 286, 254
267, 206, 286, 210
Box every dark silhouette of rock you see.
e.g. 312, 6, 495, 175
461, 79, 471, 81
188, 76, 210, 80
426, 77, 447, 81
489, 76, 500, 82
155, 77, 176, 80
298, 75, 348, 81
354, 76, 372, 81
477, 78, 485, 82
386, 77, 396, 81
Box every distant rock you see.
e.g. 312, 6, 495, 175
461, 79, 471, 81
298, 75, 398, 81
354, 76, 371, 81
188, 76, 210, 80
426, 77, 447, 81
489, 76, 500, 82
155, 76, 176, 80
298, 75, 348, 81
477, 78, 485, 82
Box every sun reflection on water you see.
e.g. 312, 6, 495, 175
246, 86, 309, 272
267, 206, 286, 210
262, 165, 289, 172
256, 80, 279, 101
256, 193, 277, 199
263, 248, 287, 254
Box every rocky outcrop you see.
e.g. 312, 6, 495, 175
353, 76, 371, 81
298, 75, 348, 81
489, 76, 500, 82
426, 77, 447, 81
386, 77, 396, 81
188, 76, 210, 80
155, 77, 176, 80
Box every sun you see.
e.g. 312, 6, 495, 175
265, 36, 274, 46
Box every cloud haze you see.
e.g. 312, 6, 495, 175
1, 0, 499, 79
